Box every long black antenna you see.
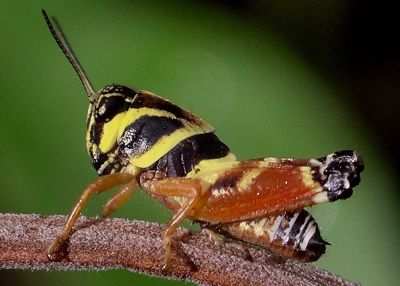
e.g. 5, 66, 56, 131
42, 10, 96, 101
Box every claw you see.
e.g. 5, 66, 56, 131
47, 236, 67, 261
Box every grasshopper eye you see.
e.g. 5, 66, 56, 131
94, 84, 136, 123
95, 95, 130, 123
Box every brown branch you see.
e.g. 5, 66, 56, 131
0, 213, 360, 286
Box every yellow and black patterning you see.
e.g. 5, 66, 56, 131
42, 10, 364, 267
86, 85, 233, 177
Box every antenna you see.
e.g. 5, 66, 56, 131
42, 10, 96, 101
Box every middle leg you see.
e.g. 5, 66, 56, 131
102, 180, 137, 217
145, 177, 205, 270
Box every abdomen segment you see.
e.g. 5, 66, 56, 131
208, 209, 328, 262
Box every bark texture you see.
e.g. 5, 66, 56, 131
0, 214, 360, 286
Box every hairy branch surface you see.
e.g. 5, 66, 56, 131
0, 214, 360, 286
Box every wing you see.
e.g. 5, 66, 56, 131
191, 150, 364, 223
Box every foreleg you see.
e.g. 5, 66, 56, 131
48, 172, 136, 260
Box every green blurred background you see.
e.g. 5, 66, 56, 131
1, 1, 399, 285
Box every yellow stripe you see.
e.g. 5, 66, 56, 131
250, 218, 268, 238
191, 154, 239, 184
116, 107, 186, 139
95, 107, 175, 153
97, 106, 214, 155
299, 166, 320, 189
237, 169, 263, 192
139, 90, 214, 131
85, 113, 95, 150
131, 120, 213, 168
98, 112, 125, 153
89, 102, 218, 168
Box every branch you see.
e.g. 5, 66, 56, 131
0, 213, 360, 286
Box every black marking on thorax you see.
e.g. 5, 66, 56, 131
143, 132, 230, 179
118, 115, 184, 159
87, 84, 218, 176
131, 92, 205, 126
